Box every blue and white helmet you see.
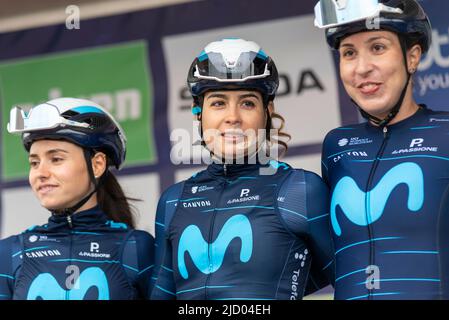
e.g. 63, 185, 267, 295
7, 97, 127, 169
187, 38, 279, 104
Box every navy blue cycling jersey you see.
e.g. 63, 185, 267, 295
321, 106, 449, 300
0, 206, 154, 300
151, 160, 334, 300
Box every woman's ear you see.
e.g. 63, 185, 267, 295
408, 44, 422, 74
91, 152, 107, 178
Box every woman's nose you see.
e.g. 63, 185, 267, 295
224, 105, 242, 126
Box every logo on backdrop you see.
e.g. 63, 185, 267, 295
417, 27, 449, 99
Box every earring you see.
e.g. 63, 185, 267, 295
192, 106, 202, 115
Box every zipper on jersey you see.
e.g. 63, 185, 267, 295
365, 125, 390, 300
204, 178, 227, 299
67, 215, 73, 228
66, 215, 74, 300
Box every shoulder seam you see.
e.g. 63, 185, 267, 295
274, 169, 303, 239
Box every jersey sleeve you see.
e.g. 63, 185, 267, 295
122, 230, 155, 299
150, 182, 183, 299
303, 171, 335, 295
151, 239, 177, 299
277, 170, 334, 295
0, 236, 19, 300
321, 131, 332, 186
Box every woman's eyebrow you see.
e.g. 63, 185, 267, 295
29, 149, 69, 158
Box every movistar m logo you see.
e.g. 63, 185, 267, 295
27, 267, 110, 300
331, 162, 424, 236
178, 214, 253, 279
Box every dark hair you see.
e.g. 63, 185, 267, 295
96, 170, 138, 228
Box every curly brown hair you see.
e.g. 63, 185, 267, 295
266, 106, 291, 158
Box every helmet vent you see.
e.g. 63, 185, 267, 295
61, 110, 79, 119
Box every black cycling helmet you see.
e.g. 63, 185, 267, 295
315, 0, 431, 53
314, 0, 432, 127
187, 38, 279, 113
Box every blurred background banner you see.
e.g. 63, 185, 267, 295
1, 41, 156, 181
0, 0, 447, 299
415, 1, 449, 109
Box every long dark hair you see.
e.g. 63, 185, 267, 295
96, 169, 138, 229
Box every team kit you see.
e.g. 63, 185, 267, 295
1, 0, 448, 301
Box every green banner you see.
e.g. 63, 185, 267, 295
0, 41, 156, 181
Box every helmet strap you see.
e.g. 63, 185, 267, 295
354, 35, 412, 127
193, 94, 273, 149
195, 97, 273, 164
265, 109, 272, 142
192, 96, 207, 148
50, 149, 102, 217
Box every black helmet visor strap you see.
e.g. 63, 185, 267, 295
354, 35, 412, 127
51, 148, 102, 217
194, 91, 272, 148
